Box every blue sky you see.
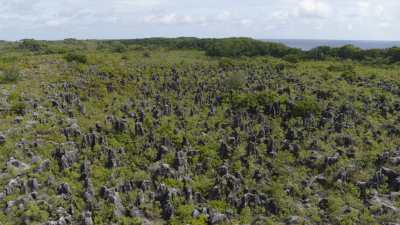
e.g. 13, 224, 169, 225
0, 0, 399, 41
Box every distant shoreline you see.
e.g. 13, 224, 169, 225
263, 39, 400, 50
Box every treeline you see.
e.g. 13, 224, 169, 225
117, 37, 299, 57
117, 37, 400, 63
305, 44, 400, 63
8, 37, 400, 63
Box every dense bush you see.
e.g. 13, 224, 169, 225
18, 39, 49, 53
387, 47, 400, 63
223, 72, 246, 92
230, 91, 283, 113
0, 39, 398, 225
0, 66, 21, 83
11, 101, 27, 115
64, 52, 88, 64
218, 58, 236, 69
10, 37, 400, 64
115, 37, 400, 63
306, 46, 333, 60
111, 41, 128, 53
293, 95, 321, 117
204, 38, 299, 57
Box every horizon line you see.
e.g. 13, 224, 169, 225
2, 36, 399, 42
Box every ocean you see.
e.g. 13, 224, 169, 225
264, 39, 400, 51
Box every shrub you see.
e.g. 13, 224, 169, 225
19, 39, 48, 52
283, 54, 301, 63
23, 202, 49, 223
218, 58, 235, 69
111, 41, 128, 53
143, 52, 151, 58
327, 64, 355, 72
11, 101, 26, 115
387, 47, 400, 63
230, 91, 283, 113
0, 67, 21, 83
64, 52, 88, 64
224, 72, 245, 92
341, 70, 357, 82
231, 93, 259, 112
293, 95, 321, 117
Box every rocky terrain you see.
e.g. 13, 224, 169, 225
0, 39, 399, 224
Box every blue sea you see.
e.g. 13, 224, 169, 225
264, 39, 400, 51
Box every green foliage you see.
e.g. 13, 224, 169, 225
283, 54, 301, 63
18, 39, 48, 52
223, 72, 246, 92
23, 202, 50, 224
337, 45, 363, 60
341, 70, 357, 82
293, 95, 321, 117
193, 175, 214, 193
143, 51, 151, 58
387, 47, 400, 63
118, 217, 144, 225
209, 200, 230, 212
110, 41, 128, 53
10, 101, 26, 115
218, 58, 235, 69
307, 46, 333, 60
230, 91, 284, 113
170, 204, 208, 225
107, 37, 398, 63
0, 38, 398, 225
239, 207, 253, 224
205, 37, 298, 57
327, 64, 355, 72
64, 51, 88, 64
0, 66, 21, 83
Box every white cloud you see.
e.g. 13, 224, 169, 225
141, 10, 249, 27
239, 19, 253, 26
378, 22, 390, 28
216, 11, 231, 21
347, 24, 353, 31
143, 13, 207, 25
297, 0, 332, 18
0, 0, 398, 40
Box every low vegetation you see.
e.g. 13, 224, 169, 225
0, 38, 398, 224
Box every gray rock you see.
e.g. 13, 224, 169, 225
174, 150, 187, 172
83, 211, 93, 225
192, 209, 201, 218
81, 132, 107, 148
219, 141, 232, 158
140, 180, 152, 191
106, 148, 119, 168
135, 122, 145, 136
58, 183, 71, 195
209, 212, 226, 224
162, 201, 175, 220
7, 157, 30, 170
129, 208, 146, 217
246, 141, 257, 155
62, 123, 81, 140
100, 186, 126, 217
15, 116, 24, 123
28, 178, 39, 191
33, 159, 50, 173
267, 138, 277, 157
112, 118, 128, 132
157, 145, 169, 160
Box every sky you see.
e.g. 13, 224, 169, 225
0, 0, 399, 41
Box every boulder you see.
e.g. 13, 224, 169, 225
209, 212, 226, 224
58, 183, 71, 195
